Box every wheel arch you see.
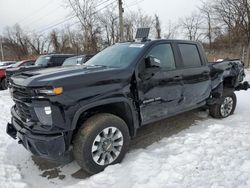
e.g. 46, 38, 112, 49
71, 97, 139, 138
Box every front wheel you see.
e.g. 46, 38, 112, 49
73, 113, 130, 174
209, 90, 237, 118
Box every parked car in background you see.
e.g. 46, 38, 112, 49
0, 61, 16, 67
62, 55, 94, 67
0, 60, 35, 90
5, 54, 74, 86
10, 60, 35, 68
0, 61, 17, 89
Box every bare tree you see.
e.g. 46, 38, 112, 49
50, 30, 61, 53
27, 33, 46, 55
211, 0, 250, 66
200, 1, 214, 49
164, 21, 179, 39
66, 27, 84, 54
67, 0, 101, 53
180, 12, 203, 41
124, 9, 154, 40
98, 6, 119, 46
3, 24, 30, 59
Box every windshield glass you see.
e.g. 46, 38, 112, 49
35, 56, 51, 66
62, 56, 83, 66
85, 43, 144, 68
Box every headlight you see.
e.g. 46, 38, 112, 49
36, 87, 63, 96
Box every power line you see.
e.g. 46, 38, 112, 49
95, 0, 112, 8
37, 0, 117, 34
37, 15, 76, 34
93, 0, 117, 14
17, 0, 56, 24
24, 4, 62, 27
126, 0, 146, 8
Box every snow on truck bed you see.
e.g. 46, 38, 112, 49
1, 71, 250, 188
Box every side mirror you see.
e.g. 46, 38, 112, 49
145, 56, 161, 68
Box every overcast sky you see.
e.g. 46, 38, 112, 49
0, 0, 202, 35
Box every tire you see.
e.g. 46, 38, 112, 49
209, 90, 237, 118
1, 78, 8, 90
73, 113, 130, 174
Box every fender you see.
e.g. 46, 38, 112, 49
71, 97, 140, 136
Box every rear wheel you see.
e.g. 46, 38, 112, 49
73, 113, 130, 174
209, 90, 237, 118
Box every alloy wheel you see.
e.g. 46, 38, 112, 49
220, 97, 234, 117
91, 127, 123, 166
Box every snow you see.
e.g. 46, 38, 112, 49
1, 71, 250, 188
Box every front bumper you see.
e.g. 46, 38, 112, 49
6, 110, 72, 163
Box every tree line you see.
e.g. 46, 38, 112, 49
1, 0, 250, 66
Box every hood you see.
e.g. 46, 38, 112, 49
0, 65, 13, 70
6, 65, 42, 73
11, 65, 130, 88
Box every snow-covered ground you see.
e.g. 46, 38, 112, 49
1, 71, 250, 188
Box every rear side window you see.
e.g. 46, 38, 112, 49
178, 44, 202, 67
51, 57, 69, 66
148, 43, 176, 70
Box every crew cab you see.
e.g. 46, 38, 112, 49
5, 54, 74, 85
6, 39, 249, 174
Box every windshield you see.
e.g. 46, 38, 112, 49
35, 56, 51, 66
62, 56, 83, 66
85, 43, 144, 68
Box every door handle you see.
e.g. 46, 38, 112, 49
173, 76, 182, 81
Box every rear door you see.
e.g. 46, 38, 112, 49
137, 42, 185, 124
177, 43, 211, 107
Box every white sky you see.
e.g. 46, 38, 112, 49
0, 0, 202, 35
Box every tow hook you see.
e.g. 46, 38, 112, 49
236, 81, 250, 91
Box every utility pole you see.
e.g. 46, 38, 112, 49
0, 36, 4, 61
118, 0, 124, 42
155, 14, 161, 39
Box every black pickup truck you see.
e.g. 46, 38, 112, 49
6, 40, 249, 174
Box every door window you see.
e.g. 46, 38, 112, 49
178, 44, 202, 67
148, 44, 176, 70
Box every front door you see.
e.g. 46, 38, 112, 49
137, 43, 184, 124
